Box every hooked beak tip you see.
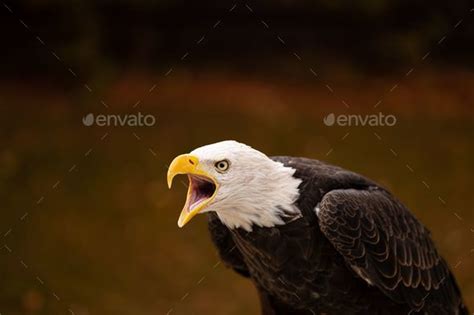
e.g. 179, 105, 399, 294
167, 175, 173, 189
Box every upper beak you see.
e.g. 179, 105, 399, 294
167, 154, 200, 189
167, 154, 218, 227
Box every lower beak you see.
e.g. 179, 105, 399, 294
167, 154, 218, 227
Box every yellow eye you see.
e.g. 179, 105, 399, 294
215, 160, 230, 172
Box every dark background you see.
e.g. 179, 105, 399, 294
0, 1, 473, 314
2, 1, 474, 81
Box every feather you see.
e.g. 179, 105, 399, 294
206, 155, 468, 315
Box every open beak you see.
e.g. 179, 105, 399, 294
167, 154, 218, 227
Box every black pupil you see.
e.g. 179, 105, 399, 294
219, 162, 226, 169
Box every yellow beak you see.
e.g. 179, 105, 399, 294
167, 154, 218, 227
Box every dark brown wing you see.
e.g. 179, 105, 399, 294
317, 188, 465, 313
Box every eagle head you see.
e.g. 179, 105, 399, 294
167, 140, 302, 231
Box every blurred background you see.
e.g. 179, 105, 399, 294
0, 1, 473, 314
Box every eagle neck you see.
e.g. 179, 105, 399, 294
215, 161, 302, 232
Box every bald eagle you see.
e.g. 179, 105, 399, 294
167, 140, 468, 315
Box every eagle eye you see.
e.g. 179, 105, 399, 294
215, 160, 230, 172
